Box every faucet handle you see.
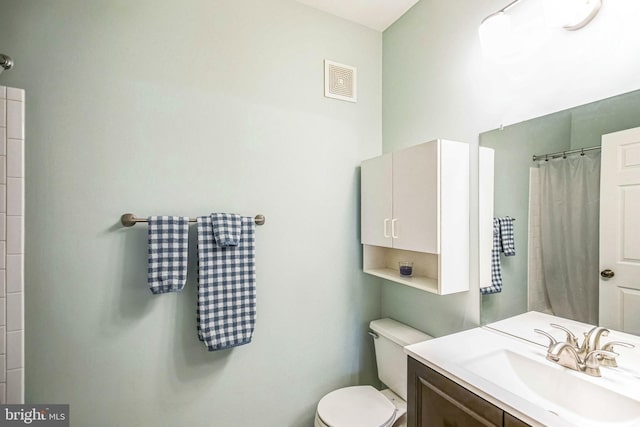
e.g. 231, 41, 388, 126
550, 323, 580, 348
602, 341, 635, 351
534, 329, 558, 350
599, 341, 635, 367
583, 350, 618, 376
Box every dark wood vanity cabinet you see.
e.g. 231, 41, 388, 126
408, 357, 530, 427
504, 413, 530, 427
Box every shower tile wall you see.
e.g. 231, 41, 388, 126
0, 86, 25, 404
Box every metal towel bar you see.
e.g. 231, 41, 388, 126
120, 213, 265, 227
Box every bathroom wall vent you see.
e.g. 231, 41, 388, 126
324, 60, 357, 103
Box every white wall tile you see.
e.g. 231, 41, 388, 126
6, 140, 23, 178
6, 331, 22, 370
0, 156, 5, 185
0, 213, 5, 241
6, 88, 24, 103
0, 86, 6, 99
0, 270, 5, 297
6, 368, 22, 404
6, 178, 22, 216
6, 256, 22, 293
6, 216, 22, 255
0, 99, 5, 128
6, 293, 21, 332
0, 208, 4, 424
1, 87, 22, 408
6, 101, 23, 140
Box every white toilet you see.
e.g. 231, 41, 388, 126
314, 318, 432, 427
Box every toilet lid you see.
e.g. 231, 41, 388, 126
317, 386, 396, 427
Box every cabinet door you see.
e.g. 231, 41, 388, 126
504, 413, 530, 427
392, 142, 438, 253
438, 139, 470, 293
361, 153, 393, 247
408, 357, 502, 427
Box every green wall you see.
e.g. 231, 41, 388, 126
0, 0, 382, 425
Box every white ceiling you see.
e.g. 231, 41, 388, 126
295, 0, 420, 31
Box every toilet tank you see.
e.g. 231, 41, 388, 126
370, 318, 432, 401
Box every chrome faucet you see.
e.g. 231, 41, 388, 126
546, 341, 584, 371
580, 326, 610, 355
534, 327, 620, 377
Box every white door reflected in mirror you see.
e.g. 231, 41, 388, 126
599, 126, 640, 335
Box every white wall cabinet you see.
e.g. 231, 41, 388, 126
361, 139, 469, 295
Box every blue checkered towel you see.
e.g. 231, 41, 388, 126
481, 217, 515, 295
499, 216, 516, 256
211, 213, 242, 247
147, 216, 190, 294
196, 215, 256, 351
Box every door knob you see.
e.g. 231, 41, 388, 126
600, 269, 615, 279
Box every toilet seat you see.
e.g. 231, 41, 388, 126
316, 385, 397, 427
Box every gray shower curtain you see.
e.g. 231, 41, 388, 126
538, 151, 601, 324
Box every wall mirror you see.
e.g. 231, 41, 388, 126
480, 88, 640, 333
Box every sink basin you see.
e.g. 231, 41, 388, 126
464, 348, 640, 427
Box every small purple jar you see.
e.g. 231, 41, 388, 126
399, 261, 413, 277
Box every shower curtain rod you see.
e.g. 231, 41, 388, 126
532, 145, 600, 162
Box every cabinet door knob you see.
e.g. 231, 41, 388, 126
383, 219, 391, 238
600, 269, 615, 279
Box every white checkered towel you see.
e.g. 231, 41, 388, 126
196, 216, 256, 351
481, 217, 515, 295
211, 213, 241, 247
147, 216, 189, 294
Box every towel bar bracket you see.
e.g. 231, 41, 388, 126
121, 213, 265, 227
121, 213, 138, 227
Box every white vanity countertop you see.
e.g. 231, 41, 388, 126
405, 311, 640, 427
